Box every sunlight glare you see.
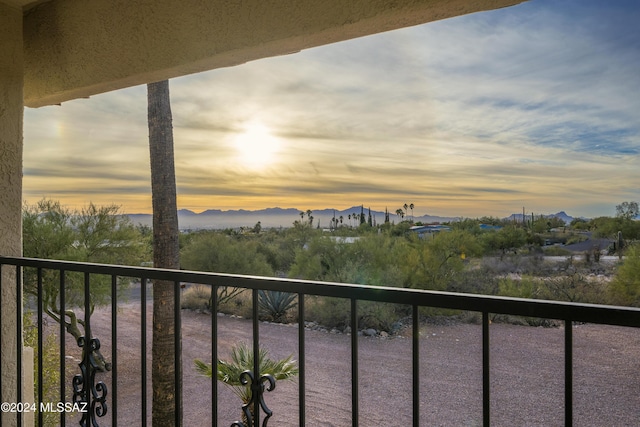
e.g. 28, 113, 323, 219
233, 121, 281, 169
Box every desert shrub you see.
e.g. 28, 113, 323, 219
418, 307, 463, 318
217, 289, 253, 318
181, 284, 211, 310
180, 231, 273, 276
24, 313, 60, 427
539, 273, 608, 304
447, 266, 500, 295
181, 284, 246, 312
497, 276, 543, 299
258, 290, 297, 322
305, 297, 350, 329
289, 233, 415, 288
609, 244, 640, 306
305, 297, 400, 331
490, 314, 559, 327
400, 231, 479, 291
357, 301, 400, 331
458, 311, 483, 324
479, 225, 527, 255
480, 254, 548, 277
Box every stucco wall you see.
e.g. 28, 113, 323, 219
0, 4, 23, 423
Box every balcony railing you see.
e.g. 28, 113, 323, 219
1, 256, 639, 426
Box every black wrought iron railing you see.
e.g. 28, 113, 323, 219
1, 256, 639, 426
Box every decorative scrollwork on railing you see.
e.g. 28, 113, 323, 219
72, 337, 109, 427
230, 370, 277, 427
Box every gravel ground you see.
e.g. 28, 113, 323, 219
64, 304, 640, 426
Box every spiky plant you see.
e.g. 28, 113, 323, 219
194, 342, 298, 423
258, 290, 297, 322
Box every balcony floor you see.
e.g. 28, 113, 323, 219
60, 302, 639, 426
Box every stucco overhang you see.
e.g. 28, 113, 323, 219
1, 0, 48, 10
15, 0, 524, 108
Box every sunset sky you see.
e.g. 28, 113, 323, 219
23, 0, 640, 219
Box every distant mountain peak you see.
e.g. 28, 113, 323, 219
178, 209, 197, 216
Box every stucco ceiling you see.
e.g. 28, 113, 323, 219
2, 0, 49, 11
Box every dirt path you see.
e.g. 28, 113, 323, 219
72, 305, 640, 426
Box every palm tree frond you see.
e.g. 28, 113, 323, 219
193, 342, 298, 404
194, 358, 213, 377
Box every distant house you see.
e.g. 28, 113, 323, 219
410, 224, 451, 238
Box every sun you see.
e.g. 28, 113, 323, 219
233, 121, 281, 170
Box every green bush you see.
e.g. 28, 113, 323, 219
182, 284, 254, 317
180, 231, 273, 276
539, 273, 606, 304
305, 297, 400, 331
609, 244, 640, 306
305, 297, 349, 329
497, 276, 542, 299
24, 312, 60, 427
357, 301, 400, 331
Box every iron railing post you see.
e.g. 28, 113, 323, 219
351, 298, 358, 427
36, 268, 44, 427
141, 278, 148, 426
298, 293, 306, 426
483, 312, 490, 427
174, 280, 183, 427
16, 265, 23, 427
412, 304, 420, 427
211, 285, 218, 427
59, 270, 67, 426
565, 320, 573, 426
111, 274, 118, 426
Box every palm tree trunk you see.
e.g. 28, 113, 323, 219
147, 80, 182, 426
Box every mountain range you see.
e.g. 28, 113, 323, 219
127, 207, 577, 231
505, 211, 575, 225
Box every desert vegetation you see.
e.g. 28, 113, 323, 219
179, 201, 640, 332
21, 199, 640, 334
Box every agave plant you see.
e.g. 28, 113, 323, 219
194, 342, 298, 424
258, 290, 297, 322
